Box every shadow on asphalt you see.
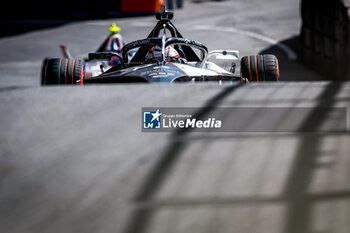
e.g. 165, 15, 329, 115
0, 13, 154, 37
0, 20, 75, 37
283, 82, 347, 233
259, 36, 328, 81
123, 83, 245, 233
123, 81, 349, 233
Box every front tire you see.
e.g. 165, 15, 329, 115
41, 58, 85, 85
241, 55, 280, 82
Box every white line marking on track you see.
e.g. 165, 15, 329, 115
193, 25, 297, 61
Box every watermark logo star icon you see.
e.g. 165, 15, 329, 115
151, 109, 162, 122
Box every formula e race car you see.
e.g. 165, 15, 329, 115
41, 10, 280, 85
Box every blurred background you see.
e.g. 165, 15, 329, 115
1, 0, 350, 233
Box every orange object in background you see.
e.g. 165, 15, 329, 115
122, 0, 164, 12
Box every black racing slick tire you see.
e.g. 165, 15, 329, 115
41, 58, 85, 85
41, 58, 49, 85
241, 55, 280, 82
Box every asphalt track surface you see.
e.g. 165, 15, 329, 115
1, 0, 350, 233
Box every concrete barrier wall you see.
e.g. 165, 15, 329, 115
300, 0, 350, 80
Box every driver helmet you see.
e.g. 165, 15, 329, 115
145, 46, 181, 63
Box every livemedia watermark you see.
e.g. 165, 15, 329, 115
142, 107, 347, 133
